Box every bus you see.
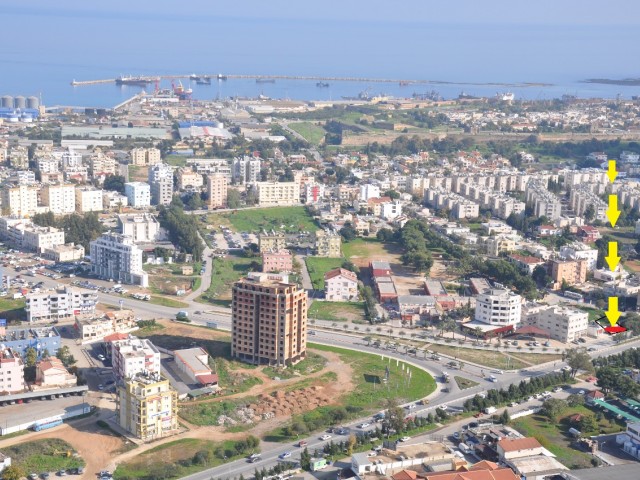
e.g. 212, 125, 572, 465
33, 418, 63, 431
564, 291, 583, 302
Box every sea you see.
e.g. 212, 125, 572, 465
1, 4, 639, 108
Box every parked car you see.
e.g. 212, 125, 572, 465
320, 434, 332, 440
400, 436, 411, 442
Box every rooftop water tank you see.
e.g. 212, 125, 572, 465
27, 96, 39, 109
13, 96, 26, 109
1, 95, 12, 108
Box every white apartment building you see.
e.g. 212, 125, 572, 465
525, 180, 562, 220
111, 337, 161, 381
187, 159, 232, 178
117, 213, 160, 243
37, 157, 60, 174
41, 184, 76, 215
176, 167, 204, 190
324, 268, 358, 302
559, 242, 599, 271
75, 187, 104, 213
423, 188, 480, 219
569, 184, 607, 222
381, 201, 403, 220
21, 225, 65, 253
563, 168, 608, 187
0, 347, 25, 394
232, 156, 261, 184
103, 191, 129, 210
522, 305, 588, 343
475, 288, 522, 327
207, 174, 228, 208
89, 152, 118, 179
256, 181, 300, 206
130, 147, 161, 166
148, 163, 174, 206
359, 184, 381, 201
90, 233, 148, 286
621, 151, 640, 163
10, 170, 36, 185
124, 182, 151, 208
1, 184, 39, 217
25, 286, 98, 322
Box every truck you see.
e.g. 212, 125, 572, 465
484, 406, 497, 415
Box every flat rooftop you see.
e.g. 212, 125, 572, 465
0, 394, 88, 430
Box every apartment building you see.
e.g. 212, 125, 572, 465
0, 347, 25, 394
559, 242, 599, 270
324, 268, 358, 302
117, 213, 160, 243
255, 181, 300, 206
258, 230, 286, 253
231, 272, 307, 366
37, 157, 60, 174
25, 286, 98, 322
232, 156, 261, 184
187, 158, 232, 178
75, 187, 104, 213
41, 184, 76, 215
89, 152, 118, 179
550, 259, 587, 289
525, 180, 562, 220
90, 233, 149, 286
423, 188, 480, 219
111, 337, 161, 381
359, 184, 381, 200
130, 147, 161, 166
124, 182, 151, 208
117, 372, 178, 440
303, 182, 325, 204
261, 249, 293, 273
176, 167, 203, 190
207, 173, 228, 209
9, 170, 36, 185
485, 234, 518, 257
315, 230, 342, 258
1, 184, 39, 217
103, 190, 129, 210
569, 184, 607, 222
563, 168, 608, 187
148, 163, 174, 206
21, 225, 65, 253
522, 305, 588, 343
381, 201, 403, 220
475, 288, 522, 327
75, 309, 138, 343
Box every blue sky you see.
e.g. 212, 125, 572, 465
3, 0, 640, 26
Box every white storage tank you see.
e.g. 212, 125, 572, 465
27, 96, 39, 109
13, 96, 26, 109
1, 95, 12, 108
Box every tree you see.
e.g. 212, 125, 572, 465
384, 399, 406, 435
346, 433, 357, 455
300, 447, 311, 471
565, 348, 594, 377
542, 398, 568, 420
500, 409, 510, 425
227, 188, 242, 209
2, 465, 24, 480
383, 190, 400, 200
103, 174, 126, 194
32, 211, 56, 227
567, 393, 585, 407
532, 265, 550, 287
56, 345, 77, 367
584, 204, 596, 222
339, 222, 358, 242
25, 347, 37, 367
579, 414, 598, 434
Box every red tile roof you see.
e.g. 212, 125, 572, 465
324, 268, 357, 282
392, 470, 418, 480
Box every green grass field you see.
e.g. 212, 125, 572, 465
308, 301, 366, 322
0, 296, 26, 322
454, 376, 479, 389
113, 438, 259, 480
577, 306, 605, 322
196, 255, 254, 304
305, 257, 345, 289
512, 404, 624, 470
5, 439, 85, 474
427, 343, 527, 370
206, 206, 318, 233
288, 122, 326, 144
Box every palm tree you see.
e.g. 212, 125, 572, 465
387, 328, 393, 337
376, 326, 383, 334
399, 331, 406, 339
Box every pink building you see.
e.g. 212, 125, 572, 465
262, 250, 293, 273
0, 347, 25, 394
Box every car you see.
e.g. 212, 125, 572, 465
279, 452, 292, 459
320, 434, 332, 440
578, 390, 585, 395
553, 387, 563, 393
98, 384, 104, 390
358, 423, 370, 428
336, 428, 347, 435
97, 354, 106, 361
195, 311, 202, 315
248, 456, 260, 463
57, 470, 67, 477
248, 453, 261, 460
588, 347, 596, 352
29, 474, 38, 480
439, 405, 448, 410
509, 402, 518, 407
40, 473, 50, 479
308, 330, 316, 335
400, 436, 411, 442
495, 370, 504, 375
407, 404, 416, 410
578, 337, 587, 343
298, 441, 308, 447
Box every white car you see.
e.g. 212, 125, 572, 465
279, 452, 292, 459
400, 436, 411, 442
578, 390, 585, 395
320, 434, 332, 441
439, 405, 448, 410
358, 423, 370, 429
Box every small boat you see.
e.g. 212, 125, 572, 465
316, 82, 330, 88
217, 74, 228, 81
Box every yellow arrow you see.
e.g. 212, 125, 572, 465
605, 241, 621, 271
605, 297, 620, 327
607, 160, 618, 183
606, 195, 621, 227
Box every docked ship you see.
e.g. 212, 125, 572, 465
115, 75, 158, 86
196, 76, 212, 85
316, 82, 330, 88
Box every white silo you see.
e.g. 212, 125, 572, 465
13, 96, 26, 109
27, 96, 39, 109
1, 96, 12, 108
